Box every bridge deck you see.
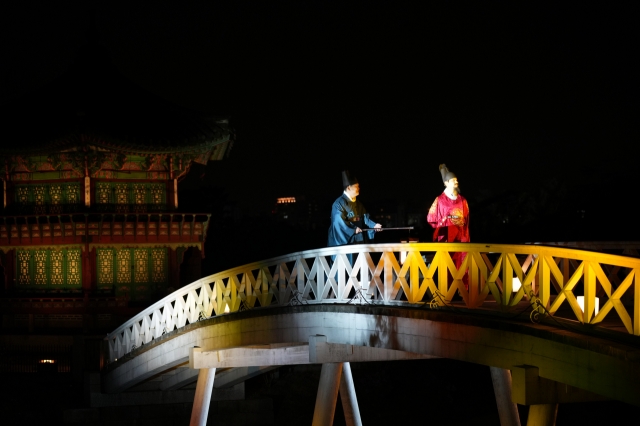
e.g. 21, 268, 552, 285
102, 303, 640, 407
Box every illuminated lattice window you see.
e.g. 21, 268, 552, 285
49, 185, 63, 205
134, 249, 149, 283
66, 184, 80, 204
93, 182, 166, 207
97, 249, 114, 285
151, 249, 166, 283
15, 248, 82, 288
14, 183, 82, 205
133, 184, 146, 205
34, 186, 46, 205
115, 184, 129, 204
50, 250, 64, 285
16, 187, 29, 204
116, 250, 131, 283
34, 250, 48, 285
17, 251, 31, 285
150, 184, 165, 205
96, 248, 168, 300
96, 183, 111, 204
67, 249, 81, 285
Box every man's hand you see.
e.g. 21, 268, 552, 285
374, 223, 382, 232
355, 227, 362, 234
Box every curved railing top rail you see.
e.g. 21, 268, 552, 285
105, 243, 640, 362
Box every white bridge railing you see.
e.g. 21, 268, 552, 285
106, 243, 640, 362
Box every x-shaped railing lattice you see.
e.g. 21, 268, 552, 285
106, 243, 640, 362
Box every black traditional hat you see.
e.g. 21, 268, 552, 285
439, 164, 456, 183
342, 170, 358, 188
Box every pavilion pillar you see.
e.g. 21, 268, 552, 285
4, 178, 13, 208
339, 362, 362, 426
84, 176, 91, 207
490, 367, 521, 426
312, 363, 342, 426
190, 367, 216, 426
527, 404, 558, 426
173, 179, 178, 209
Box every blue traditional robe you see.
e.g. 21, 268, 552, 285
327, 194, 377, 247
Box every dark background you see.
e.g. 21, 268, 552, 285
1, 4, 639, 425
2, 2, 638, 263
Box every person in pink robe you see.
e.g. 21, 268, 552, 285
427, 164, 470, 288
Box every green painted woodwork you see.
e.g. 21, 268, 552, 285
7, 152, 177, 181
14, 170, 165, 180
16, 248, 82, 289
29, 172, 69, 180
95, 182, 166, 207
15, 183, 81, 205
97, 248, 168, 301
93, 171, 160, 179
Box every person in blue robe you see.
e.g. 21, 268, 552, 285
327, 171, 381, 257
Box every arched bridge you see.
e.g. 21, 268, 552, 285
102, 243, 640, 425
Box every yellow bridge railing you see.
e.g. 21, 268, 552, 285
106, 243, 640, 362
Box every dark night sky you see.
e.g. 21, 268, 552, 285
2, 8, 639, 424
1, 2, 638, 228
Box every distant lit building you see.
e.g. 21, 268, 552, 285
272, 196, 320, 229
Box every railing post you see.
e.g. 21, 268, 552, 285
338, 254, 347, 301
503, 252, 513, 305
438, 251, 448, 298
296, 256, 305, 297
583, 262, 596, 323
469, 252, 479, 307
358, 250, 370, 296
538, 256, 550, 309
317, 257, 327, 302
384, 252, 393, 302
409, 251, 419, 303
634, 269, 640, 336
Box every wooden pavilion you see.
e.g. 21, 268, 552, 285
0, 40, 233, 345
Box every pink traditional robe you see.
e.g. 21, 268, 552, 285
427, 193, 470, 243
427, 192, 470, 288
